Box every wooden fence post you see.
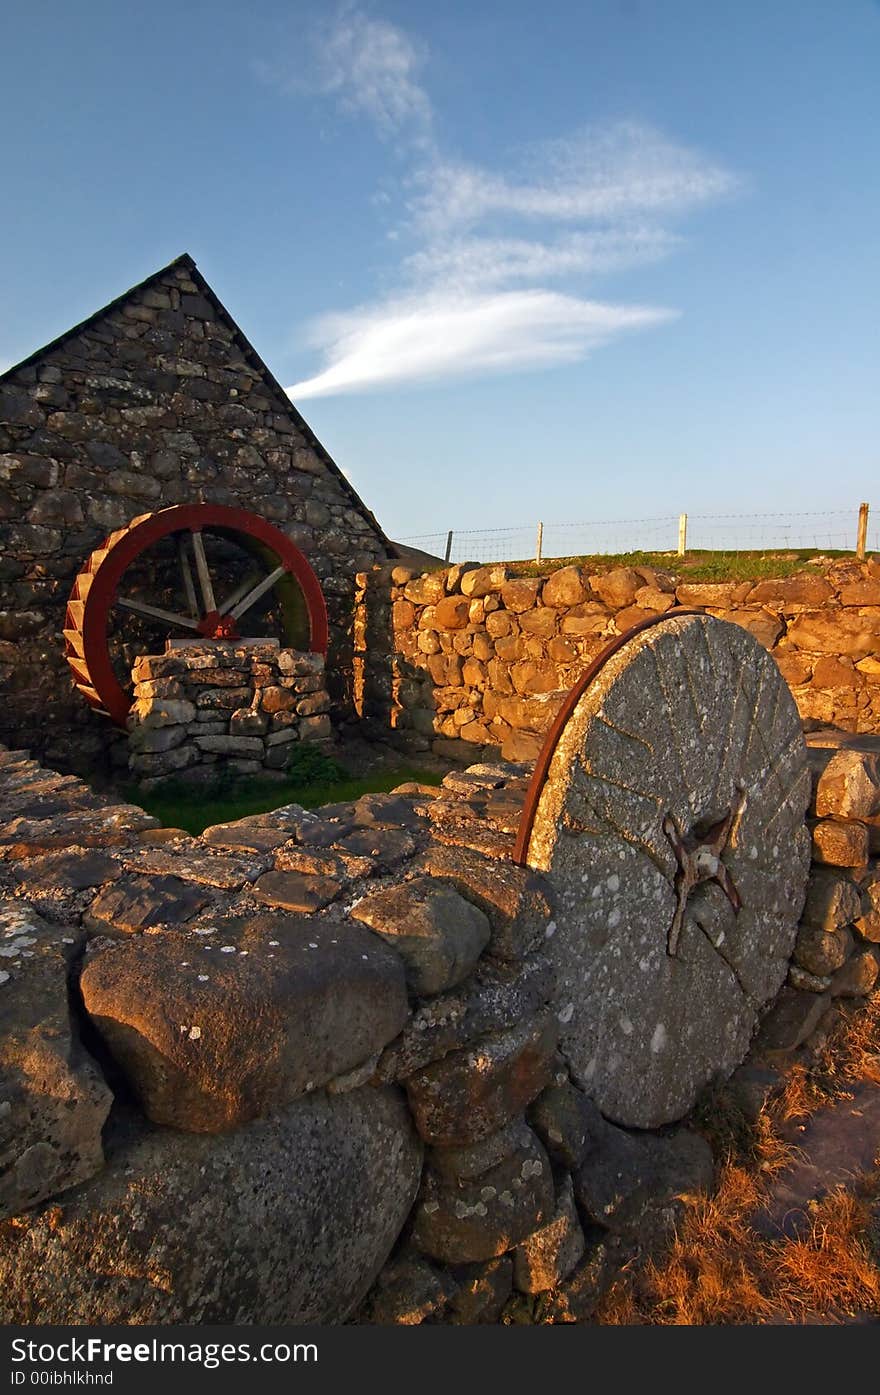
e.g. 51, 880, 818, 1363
857, 503, 869, 561
444, 530, 453, 563
535, 521, 544, 564
678, 513, 688, 557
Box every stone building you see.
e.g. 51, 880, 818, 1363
0, 254, 391, 770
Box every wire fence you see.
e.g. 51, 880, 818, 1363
399, 505, 876, 565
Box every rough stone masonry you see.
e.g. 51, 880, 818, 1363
1, 620, 879, 1322
0, 254, 390, 771
127, 640, 331, 785
360, 556, 880, 766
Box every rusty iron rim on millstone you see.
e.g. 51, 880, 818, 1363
512, 608, 704, 866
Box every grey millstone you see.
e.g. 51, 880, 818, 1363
525, 614, 812, 1128
350, 876, 491, 996
79, 915, 409, 1131
0, 902, 112, 1220
0, 1089, 422, 1324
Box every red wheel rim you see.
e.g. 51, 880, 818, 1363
64, 504, 329, 728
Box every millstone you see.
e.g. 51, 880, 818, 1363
525, 613, 811, 1128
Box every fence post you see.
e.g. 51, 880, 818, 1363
856, 503, 869, 561
678, 513, 688, 557
444, 530, 453, 563
535, 521, 544, 565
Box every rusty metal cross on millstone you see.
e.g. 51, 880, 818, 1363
662, 787, 747, 957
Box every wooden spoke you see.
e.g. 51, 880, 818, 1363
177, 537, 199, 618
190, 531, 217, 614
115, 596, 201, 631
218, 571, 263, 617
228, 565, 287, 621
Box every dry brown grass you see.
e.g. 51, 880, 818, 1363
595, 991, 880, 1326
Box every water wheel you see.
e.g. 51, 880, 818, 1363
63, 504, 328, 727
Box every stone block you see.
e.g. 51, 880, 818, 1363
350, 877, 490, 996
252, 870, 342, 913
812, 818, 869, 867
541, 566, 589, 609
411, 1127, 553, 1264
590, 568, 639, 609
800, 867, 862, 930
130, 698, 196, 728
229, 708, 269, 737
831, 948, 879, 998
299, 714, 332, 741
417, 844, 551, 961
512, 1175, 585, 1293
194, 735, 265, 757
0, 1088, 421, 1324
404, 1013, 557, 1145
814, 749, 880, 819
79, 917, 409, 1131
0, 902, 112, 1220
792, 923, 852, 977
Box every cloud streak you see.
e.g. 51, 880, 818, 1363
287, 290, 675, 398
276, 8, 739, 400
412, 125, 739, 234
257, 2, 432, 143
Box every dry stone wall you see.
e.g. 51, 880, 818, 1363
0, 255, 388, 772
362, 557, 880, 763
128, 640, 331, 786
1, 724, 878, 1324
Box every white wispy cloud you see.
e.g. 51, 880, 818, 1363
287, 290, 675, 399
274, 9, 740, 400
402, 227, 680, 292
412, 125, 739, 234
257, 2, 432, 143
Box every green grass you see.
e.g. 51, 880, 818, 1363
509, 548, 850, 583
128, 765, 443, 836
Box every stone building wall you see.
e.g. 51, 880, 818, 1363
0, 254, 389, 772
360, 556, 880, 761
128, 641, 331, 787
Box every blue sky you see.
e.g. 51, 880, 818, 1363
2, 2, 878, 552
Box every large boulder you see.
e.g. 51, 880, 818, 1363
80, 913, 408, 1131
0, 1087, 422, 1324
0, 900, 112, 1220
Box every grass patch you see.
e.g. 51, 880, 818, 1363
127, 763, 443, 835
509, 549, 849, 584
595, 992, 880, 1326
